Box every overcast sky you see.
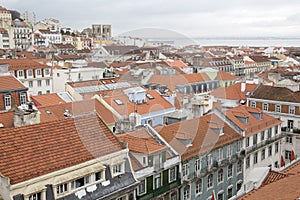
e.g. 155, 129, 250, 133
1, 0, 300, 38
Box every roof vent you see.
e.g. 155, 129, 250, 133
0, 123, 4, 128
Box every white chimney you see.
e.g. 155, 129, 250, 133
241, 82, 246, 92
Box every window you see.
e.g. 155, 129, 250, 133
254, 152, 258, 164
285, 150, 292, 160
38, 91, 42, 95
38, 80, 42, 87
261, 131, 265, 141
27, 69, 33, 77
195, 179, 202, 194
20, 92, 27, 105
182, 163, 189, 177
95, 171, 102, 181
227, 145, 232, 158
263, 103, 268, 111
275, 142, 279, 153
170, 192, 177, 200
228, 164, 233, 178
253, 134, 257, 145
250, 101, 256, 108
29, 192, 41, 200
46, 79, 50, 86
56, 183, 68, 195
275, 104, 281, 113
261, 149, 266, 160
4, 94, 11, 110
183, 185, 190, 200
18, 70, 23, 77
44, 69, 50, 75
268, 146, 272, 157
138, 179, 146, 195
218, 148, 223, 161
195, 158, 201, 172
227, 186, 233, 199
237, 160, 242, 173
169, 167, 176, 182
207, 174, 213, 188
154, 173, 161, 189
57, 73, 60, 77
246, 156, 250, 168
46, 90, 50, 94
218, 192, 224, 200
275, 126, 278, 135
286, 136, 293, 143
71, 175, 90, 189
237, 180, 243, 192
113, 163, 123, 175
218, 169, 223, 183
36, 69, 41, 76
246, 137, 250, 147
288, 106, 295, 114
29, 81, 33, 87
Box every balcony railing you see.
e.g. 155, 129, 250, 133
246, 132, 286, 154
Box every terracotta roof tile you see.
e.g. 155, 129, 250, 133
224, 105, 282, 136
241, 162, 300, 200
251, 85, 300, 103
103, 89, 174, 116
155, 113, 242, 161
262, 170, 287, 186
0, 75, 27, 91
118, 129, 167, 154
0, 59, 51, 70
0, 113, 123, 185
149, 73, 211, 91
0, 111, 14, 128
31, 93, 66, 107
211, 83, 257, 100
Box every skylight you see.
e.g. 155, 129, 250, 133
114, 99, 123, 105
146, 94, 154, 100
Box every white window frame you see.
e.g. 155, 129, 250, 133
263, 103, 268, 111
227, 164, 233, 178
46, 79, 50, 86
20, 92, 27, 105
27, 69, 33, 77
36, 69, 42, 76
183, 185, 190, 200
195, 179, 202, 195
44, 68, 50, 76
56, 182, 68, 195
289, 106, 295, 115
112, 163, 124, 176
182, 163, 189, 177
275, 104, 281, 113
169, 166, 177, 182
4, 94, 11, 110
250, 101, 256, 108
138, 179, 146, 195
18, 70, 24, 77
153, 173, 162, 189
29, 192, 42, 200
218, 169, 223, 183
207, 174, 213, 189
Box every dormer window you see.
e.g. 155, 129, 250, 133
236, 116, 248, 124
27, 69, 33, 77
36, 69, 41, 76
44, 69, 50, 76
112, 163, 124, 176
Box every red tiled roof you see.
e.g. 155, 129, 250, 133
224, 105, 282, 136
103, 89, 174, 116
31, 93, 66, 107
262, 170, 287, 186
155, 113, 242, 161
241, 162, 300, 200
0, 75, 27, 91
211, 83, 258, 100
38, 99, 95, 123
149, 73, 211, 91
0, 113, 123, 185
94, 99, 117, 124
214, 70, 239, 81
0, 111, 14, 128
251, 85, 300, 103
0, 59, 50, 70
118, 129, 167, 154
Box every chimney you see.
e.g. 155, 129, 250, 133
241, 82, 246, 92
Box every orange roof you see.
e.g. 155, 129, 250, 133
241, 162, 300, 200
156, 113, 242, 161
166, 60, 189, 69
103, 89, 174, 116
0, 75, 27, 91
118, 129, 167, 154
224, 105, 282, 136
149, 73, 211, 91
0, 111, 14, 128
0, 59, 50, 71
0, 113, 123, 185
94, 99, 117, 124
31, 93, 66, 107
214, 70, 239, 81
211, 82, 257, 100
38, 99, 95, 123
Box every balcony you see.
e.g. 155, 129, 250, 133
153, 162, 164, 172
